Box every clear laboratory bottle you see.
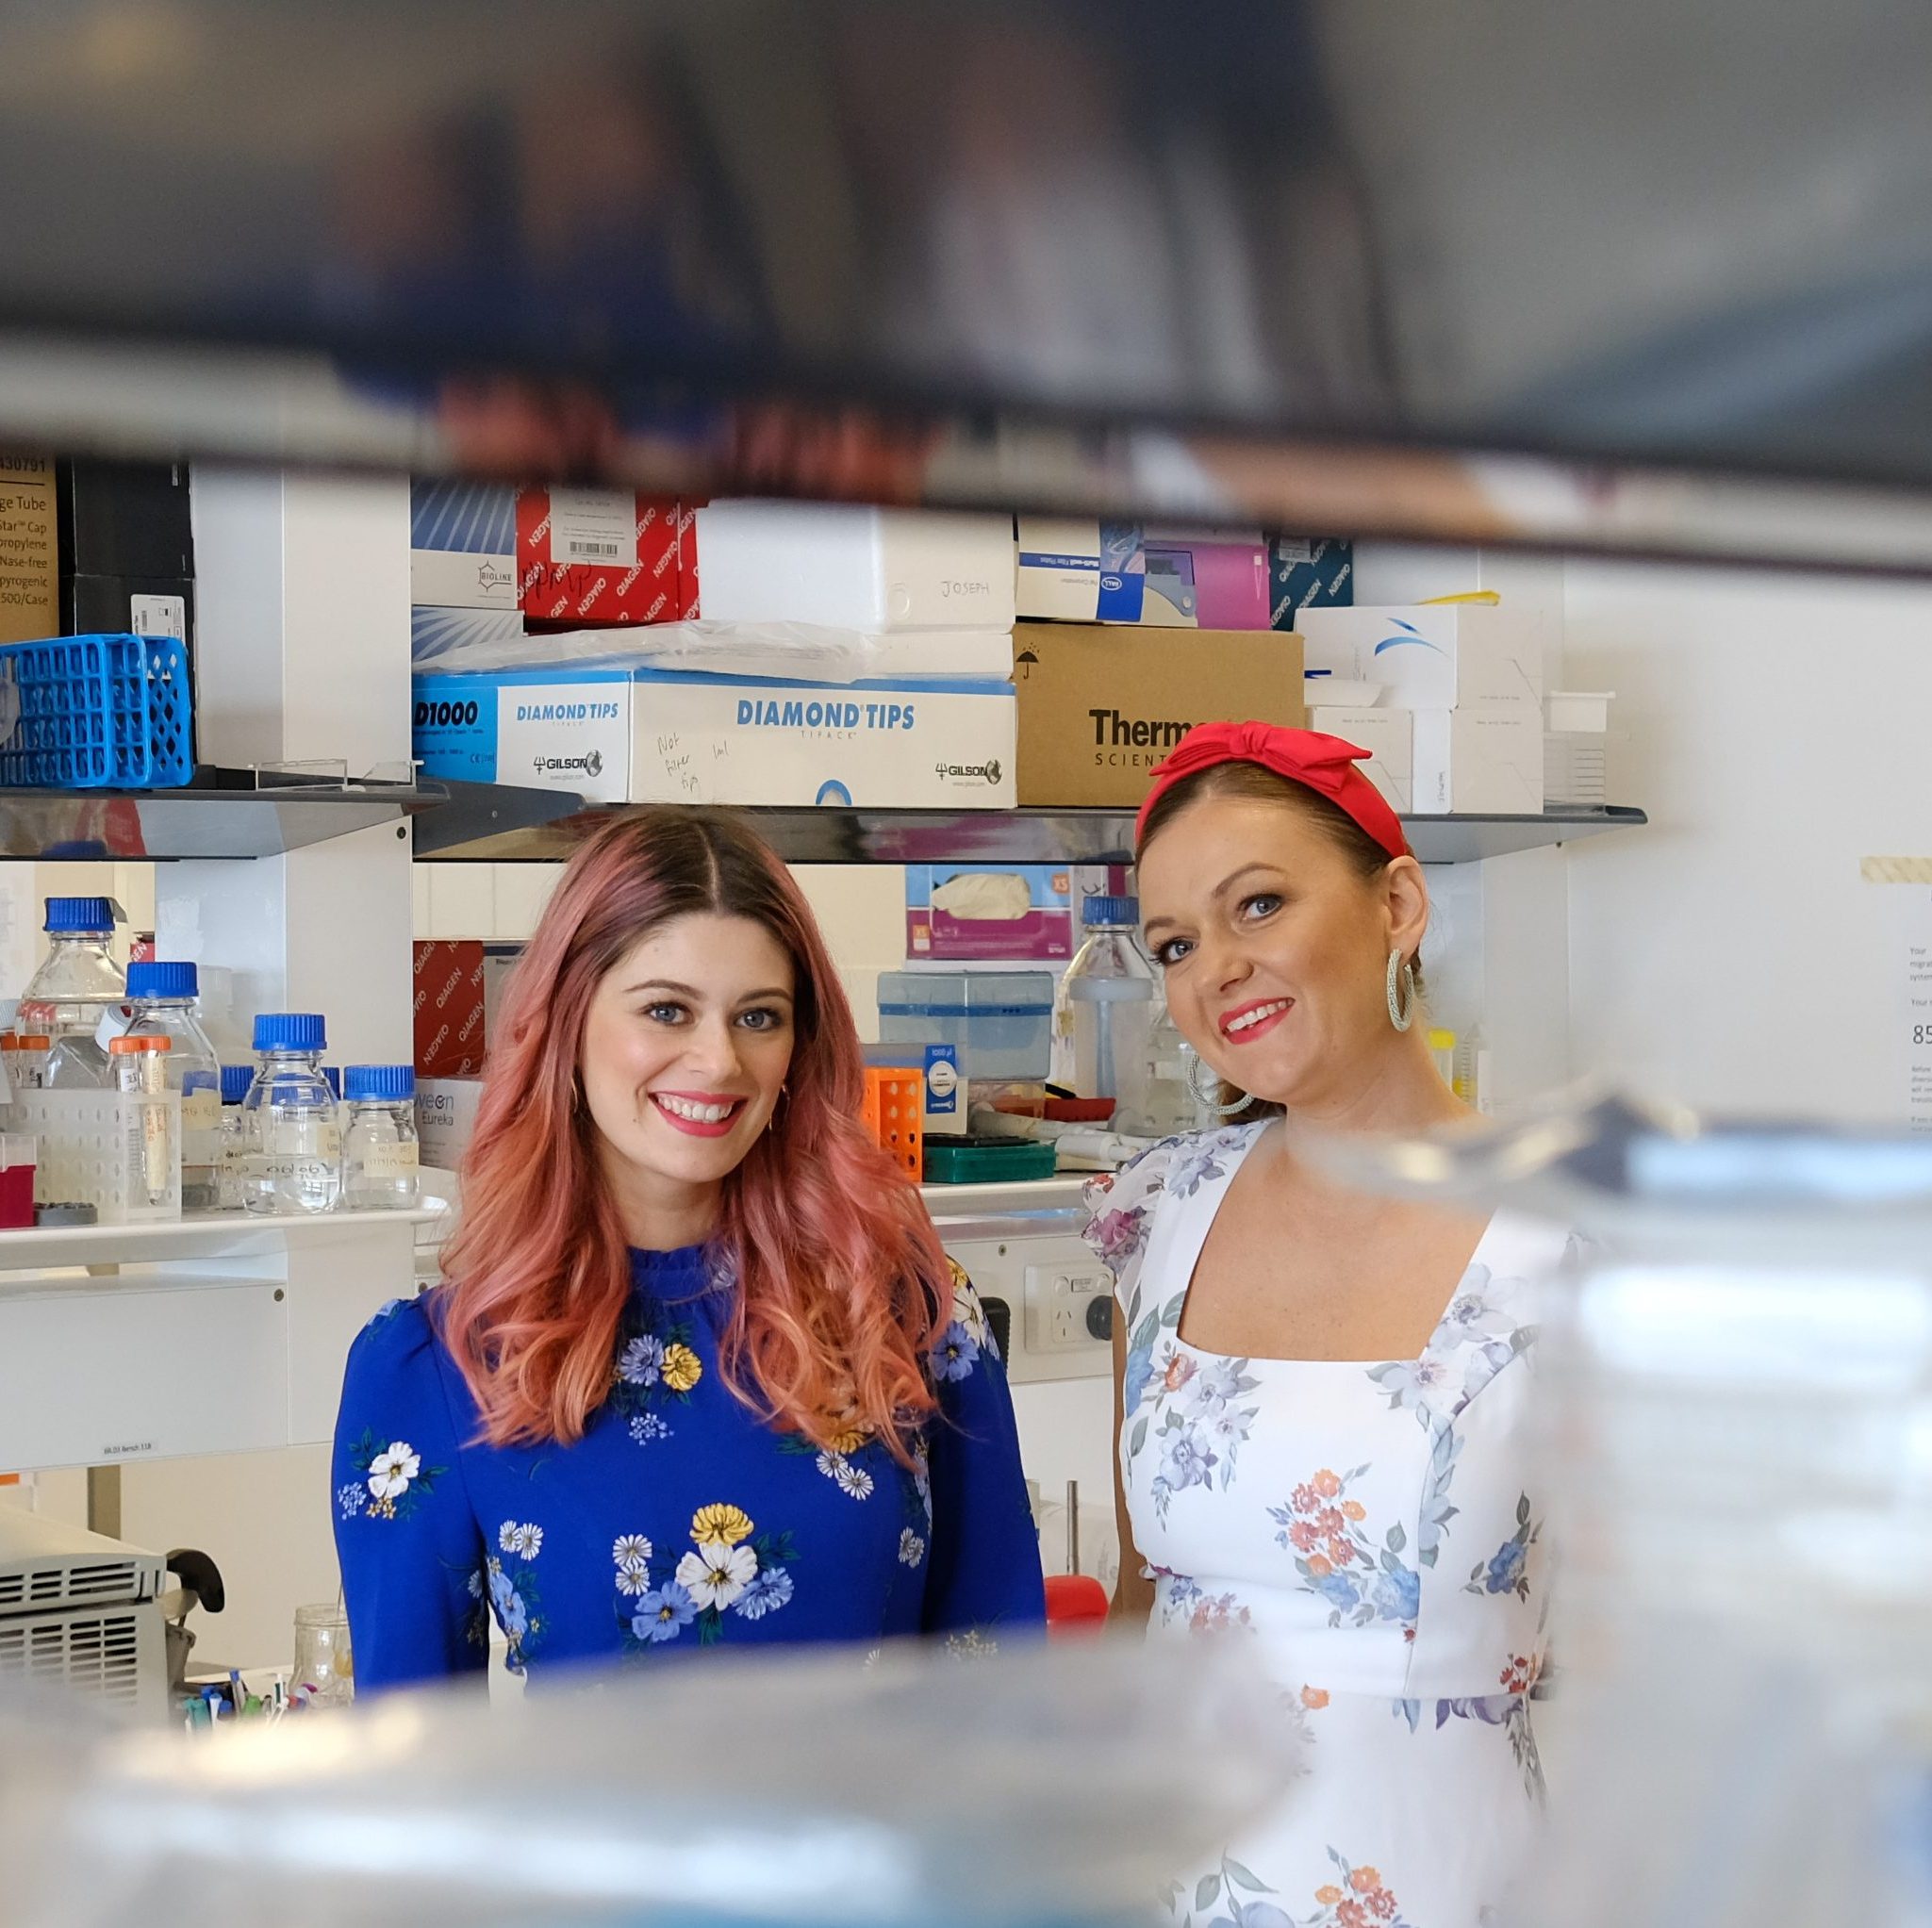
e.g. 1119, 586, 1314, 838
24, 898, 125, 1089
217, 1063, 254, 1211
124, 961, 223, 1211
242, 1013, 340, 1215
340, 1065, 420, 1211
1127, 991, 1197, 1138
1065, 895, 1155, 1124
110, 1032, 180, 1216
1428, 1027, 1458, 1089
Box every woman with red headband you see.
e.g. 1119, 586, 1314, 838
1083, 722, 1566, 1928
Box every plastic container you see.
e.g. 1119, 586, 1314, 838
340, 1065, 421, 1211
0, 632, 193, 788
1065, 897, 1154, 1120
876, 970, 1055, 1081
922, 1136, 1058, 1185
217, 1063, 254, 1211
241, 1014, 340, 1216
861, 1065, 923, 1181
109, 1034, 179, 1214
124, 962, 222, 1211
22, 898, 125, 1091
0, 1134, 35, 1228
1428, 1026, 1458, 1087
1125, 995, 1196, 1138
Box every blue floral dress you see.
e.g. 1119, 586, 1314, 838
1084, 1124, 1567, 1928
333, 1246, 1044, 1690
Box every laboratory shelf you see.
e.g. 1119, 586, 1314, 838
0, 766, 453, 861
0, 1204, 448, 1274
413, 791, 1649, 866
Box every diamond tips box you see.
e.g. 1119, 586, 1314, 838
413, 665, 1016, 807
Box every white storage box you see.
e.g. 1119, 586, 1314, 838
418, 1076, 486, 1172
410, 479, 519, 611
696, 502, 1016, 632
1544, 691, 1613, 807
1412, 706, 1544, 816
1312, 705, 1413, 813
1297, 604, 1546, 710
414, 667, 1017, 808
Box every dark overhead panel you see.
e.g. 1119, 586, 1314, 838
4, 0, 1932, 568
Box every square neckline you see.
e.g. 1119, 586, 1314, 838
1164, 1119, 1501, 1371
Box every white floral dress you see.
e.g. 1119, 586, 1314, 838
1084, 1123, 1564, 1928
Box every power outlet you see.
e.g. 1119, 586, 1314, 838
1023, 1261, 1114, 1357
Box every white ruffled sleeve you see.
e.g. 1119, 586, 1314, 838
1080, 1137, 1181, 1325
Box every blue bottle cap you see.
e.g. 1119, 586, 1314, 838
344, 1064, 416, 1103
126, 961, 198, 1001
43, 897, 115, 935
322, 1066, 341, 1100
219, 1064, 254, 1105
1082, 895, 1140, 927
252, 1013, 327, 1053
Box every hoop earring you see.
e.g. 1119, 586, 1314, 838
1387, 948, 1417, 1033
1183, 1049, 1248, 1118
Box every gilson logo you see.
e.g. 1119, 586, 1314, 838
534, 750, 604, 778
934, 758, 1002, 785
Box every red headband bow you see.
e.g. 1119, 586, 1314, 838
1134, 720, 1410, 859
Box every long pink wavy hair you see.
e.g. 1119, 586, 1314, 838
436, 808, 948, 1462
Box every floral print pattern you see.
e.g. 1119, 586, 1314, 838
619, 1501, 797, 1652
339, 1431, 444, 1521
1090, 1124, 1559, 1928
1465, 1494, 1538, 1603
334, 1243, 1045, 1693
608, 1299, 704, 1447
1269, 1467, 1421, 1632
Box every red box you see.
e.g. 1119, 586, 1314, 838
413, 941, 487, 1078
675, 499, 702, 620
518, 487, 681, 627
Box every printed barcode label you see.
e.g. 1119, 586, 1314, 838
549, 487, 636, 569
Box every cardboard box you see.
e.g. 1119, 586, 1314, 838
1013, 623, 1304, 806
413, 941, 487, 1078
1296, 604, 1545, 710
1269, 537, 1353, 626
414, 666, 1017, 808
696, 502, 1016, 631
411, 478, 519, 611
0, 455, 57, 646
675, 501, 702, 620
906, 864, 1074, 962
1015, 519, 1269, 629
411, 603, 526, 667
519, 487, 681, 627
63, 575, 193, 643
1411, 705, 1544, 816
1311, 705, 1412, 813
57, 459, 193, 580
417, 1075, 486, 1171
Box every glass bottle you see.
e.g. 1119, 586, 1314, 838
340, 1065, 420, 1211
23, 898, 125, 1090
1065, 895, 1155, 1125
242, 1013, 340, 1215
109, 1032, 180, 1216
1128, 991, 1197, 1138
217, 1063, 254, 1211
124, 962, 222, 1211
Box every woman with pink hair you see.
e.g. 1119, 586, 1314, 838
334, 808, 1043, 1687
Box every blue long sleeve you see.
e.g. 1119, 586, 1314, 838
332, 1297, 489, 1691
920, 1264, 1047, 1640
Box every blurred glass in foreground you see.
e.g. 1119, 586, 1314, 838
1301, 1090, 1932, 1928
0, 1634, 1294, 1928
